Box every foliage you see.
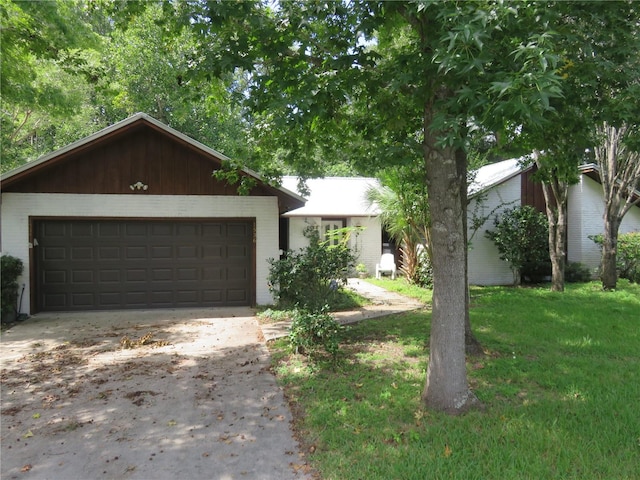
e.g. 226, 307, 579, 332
366, 166, 431, 285
414, 246, 433, 289
268, 226, 356, 312
97, 3, 248, 160
270, 281, 640, 479
591, 232, 640, 283
0, 0, 105, 171
485, 206, 550, 284
1, 255, 24, 321
288, 307, 342, 359
564, 262, 592, 283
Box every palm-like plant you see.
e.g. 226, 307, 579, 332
366, 167, 431, 284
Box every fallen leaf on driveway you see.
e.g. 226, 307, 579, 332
21, 464, 33, 472
23, 430, 33, 438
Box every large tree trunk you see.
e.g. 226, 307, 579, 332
422, 123, 478, 414
601, 210, 621, 290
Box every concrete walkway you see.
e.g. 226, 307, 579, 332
260, 278, 424, 341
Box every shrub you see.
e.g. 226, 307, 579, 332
414, 247, 433, 288
1, 255, 24, 322
565, 262, 592, 283
268, 226, 355, 311
590, 232, 640, 283
485, 205, 550, 284
289, 307, 342, 358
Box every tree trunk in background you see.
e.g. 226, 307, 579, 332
422, 112, 478, 413
595, 123, 640, 291
601, 209, 621, 290
459, 150, 483, 356
536, 158, 568, 292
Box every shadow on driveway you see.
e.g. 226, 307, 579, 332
1, 308, 313, 480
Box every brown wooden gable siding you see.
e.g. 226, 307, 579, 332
520, 167, 547, 213
2, 120, 303, 212
5, 126, 245, 196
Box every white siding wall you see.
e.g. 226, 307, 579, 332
467, 175, 521, 285
287, 216, 318, 252
287, 215, 382, 276
350, 216, 382, 276
568, 175, 640, 272
0, 193, 280, 313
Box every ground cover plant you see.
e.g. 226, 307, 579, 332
270, 280, 640, 479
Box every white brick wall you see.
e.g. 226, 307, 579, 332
467, 175, 521, 285
0, 193, 280, 313
568, 175, 640, 272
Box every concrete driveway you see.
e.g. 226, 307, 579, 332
0, 308, 313, 480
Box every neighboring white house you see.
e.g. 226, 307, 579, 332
467, 158, 640, 285
280, 176, 385, 276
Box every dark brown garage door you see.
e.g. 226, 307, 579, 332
34, 219, 254, 311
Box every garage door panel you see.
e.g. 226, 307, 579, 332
126, 246, 147, 259
227, 289, 248, 303
100, 270, 121, 282
151, 246, 172, 259
72, 270, 93, 283
177, 245, 198, 259
71, 223, 94, 237
72, 293, 95, 307
125, 224, 147, 236
43, 293, 67, 308
43, 247, 66, 260
99, 246, 121, 260
43, 270, 66, 284
35, 219, 253, 311
203, 245, 223, 259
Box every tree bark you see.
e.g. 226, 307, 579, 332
421, 113, 478, 413
535, 157, 568, 292
595, 123, 640, 291
601, 212, 621, 290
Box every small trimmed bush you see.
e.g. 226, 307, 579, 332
268, 226, 355, 311
485, 205, 550, 284
565, 262, 592, 283
289, 307, 342, 358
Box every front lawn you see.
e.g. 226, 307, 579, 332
269, 280, 640, 479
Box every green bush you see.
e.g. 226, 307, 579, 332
485, 205, 550, 284
415, 247, 433, 288
1, 255, 24, 322
289, 307, 342, 358
268, 226, 355, 312
591, 232, 640, 283
565, 262, 592, 283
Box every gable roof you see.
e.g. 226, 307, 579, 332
281, 176, 381, 217
468, 157, 529, 197
0, 112, 305, 211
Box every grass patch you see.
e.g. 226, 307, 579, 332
365, 277, 433, 304
271, 280, 640, 479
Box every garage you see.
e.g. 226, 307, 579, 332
1, 113, 305, 314
33, 219, 254, 311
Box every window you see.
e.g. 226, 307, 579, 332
321, 218, 346, 246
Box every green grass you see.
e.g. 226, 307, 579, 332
270, 280, 640, 480
365, 276, 434, 304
